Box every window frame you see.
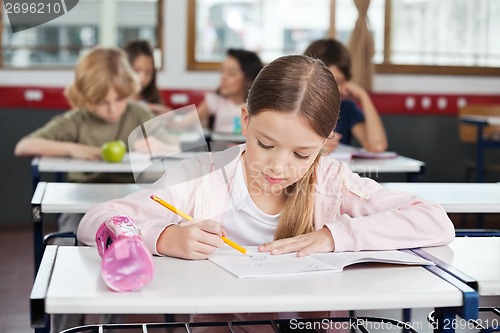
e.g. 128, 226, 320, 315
187, 0, 500, 76
0, 0, 164, 70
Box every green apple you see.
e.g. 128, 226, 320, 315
101, 140, 126, 163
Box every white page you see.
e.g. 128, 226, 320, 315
208, 247, 338, 278
312, 250, 434, 270
208, 247, 434, 279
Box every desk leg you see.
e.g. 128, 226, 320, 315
407, 165, 426, 182
433, 308, 457, 333
402, 308, 412, 333
31, 246, 57, 333
31, 164, 40, 194
32, 204, 43, 278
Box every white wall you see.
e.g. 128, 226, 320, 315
1, 0, 500, 94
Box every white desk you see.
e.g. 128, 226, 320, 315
32, 182, 142, 214
40, 154, 424, 175
461, 115, 500, 126
382, 182, 500, 213
420, 238, 500, 296
31, 152, 198, 174
348, 156, 424, 175
30, 153, 198, 190
34, 246, 467, 316
331, 145, 425, 181
31, 182, 143, 275
33, 149, 425, 185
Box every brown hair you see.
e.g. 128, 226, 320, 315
226, 49, 263, 94
304, 38, 352, 81
123, 40, 162, 104
65, 46, 140, 110
246, 55, 340, 239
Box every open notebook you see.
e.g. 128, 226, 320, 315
208, 247, 434, 278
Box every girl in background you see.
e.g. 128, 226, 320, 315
78, 55, 453, 332
174, 49, 263, 134
124, 40, 172, 115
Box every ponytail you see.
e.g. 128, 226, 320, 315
275, 150, 324, 239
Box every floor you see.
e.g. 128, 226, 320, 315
0, 225, 34, 333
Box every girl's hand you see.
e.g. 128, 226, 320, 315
68, 143, 102, 160
156, 219, 226, 260
258, 227, 335, 257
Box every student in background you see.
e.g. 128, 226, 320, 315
124, 40, 172, 115
14, 46, 165, 182
174, 48, 263, 134
304, 38, 388, 153
78, 55, 454, 333
14, 46, 169, 331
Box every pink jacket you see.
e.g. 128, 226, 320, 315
78, 144, 455, 254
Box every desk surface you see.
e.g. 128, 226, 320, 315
347, 155, 424, 174
460, 115, 500, 126
32, 152, 194, 174
35, 181, 476, 215
33, 151, 425, 175
32, 182, 142, 214
330, 145, 425, 174
382, 182, 500, 213
421, 238, 500, 296
41, 246, 462, 315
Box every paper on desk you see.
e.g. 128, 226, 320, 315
208, 247, 434, 278
329, 151, 353, 161
352, 151, 398, 159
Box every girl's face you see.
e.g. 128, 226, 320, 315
328, 65, 347, 97
219, 56, 246, 99
91, 88, 128, 123
241, 107, 326, 196
132, 54, 154, 90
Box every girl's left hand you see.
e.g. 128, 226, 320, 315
258, 227, 335, 257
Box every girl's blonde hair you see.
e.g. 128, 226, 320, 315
246, 55, 340, 239
65, 46, 140, 110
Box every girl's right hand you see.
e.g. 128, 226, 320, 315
156, 219, 226, 260
68, 143, 102, 160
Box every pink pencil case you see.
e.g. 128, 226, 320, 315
95, 215, 154, 292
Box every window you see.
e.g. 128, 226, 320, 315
189, 0, 331, 67
0, 0, 162, 68
188, 0, 500, 75
389, 0, 500, 67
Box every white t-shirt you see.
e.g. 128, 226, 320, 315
205, 92, 242, 133
221, 158, 279, 246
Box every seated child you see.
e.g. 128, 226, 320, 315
78, 54, 454, 333
304, 38, 388, 153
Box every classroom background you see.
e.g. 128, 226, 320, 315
1, 0, 500, 227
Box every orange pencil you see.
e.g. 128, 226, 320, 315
150, 194, 247, 255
